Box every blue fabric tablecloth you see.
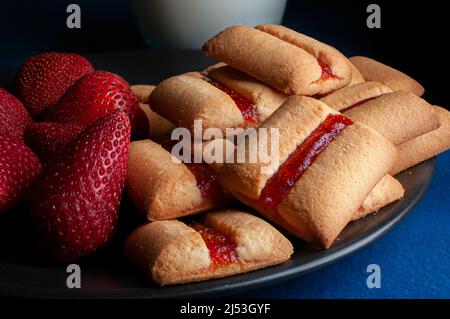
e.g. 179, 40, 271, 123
237, 151, 450, 299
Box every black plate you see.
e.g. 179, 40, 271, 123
0, 50, 435, 298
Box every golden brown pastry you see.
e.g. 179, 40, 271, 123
203, 24, 351, 95
343, 91, 440, 145
390, 106, 450, 175
126, 139, 230, 221
218, 96, 398, 248
124, 209, 293, 285
130, 84, 155, 103
352, 174, 404, 221
347, 60, 366, 86
139, 103, 175, 138
320, 81, 392, 112
349, 56, 425, 96
149, 68, 288, 134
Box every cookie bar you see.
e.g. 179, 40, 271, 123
320, 81, 393, 112
349, 56, 425, 96
149, 68, 288, 134
126, 139, 230, 221
203, 24, 351, 95
390, 106, 450, 175
139, 103, 175, 138
343, 91, 439, 145
129, 85, 175, 138
218, 96, 398, 248
347, 61, 366, 86
124, 209, 293, 285
352, 174, 404, 221
130, 84, 155, 103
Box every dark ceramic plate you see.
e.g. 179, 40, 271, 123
0, 50, 435, 298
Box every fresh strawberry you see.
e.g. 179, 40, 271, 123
31, 112, 130, 262
24, 122, 83, 163
14, 52, 94, 118
0, 134, 42, 213
0, 88, 32, 141
45, 71, 148, 140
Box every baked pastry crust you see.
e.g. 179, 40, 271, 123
320, 81, 392, 111
139, 103, 175, 138
207, 65, 288, 121
124, 210, 293, 285
352, 174, 404, 221
344, 91, 440, 145
390, 106, 450, 175
203, 25, 351, 95
349, 56, 425, 96
218, 96, 398, 248
347, 61, 366, 86
150, 73, 244, 132
150, 68, 287, 134
126, 139, 226, 221
130, 85, 155, 103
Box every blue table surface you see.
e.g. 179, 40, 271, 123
235, 151, 450, 299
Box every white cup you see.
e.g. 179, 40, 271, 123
131, 0, 287, 49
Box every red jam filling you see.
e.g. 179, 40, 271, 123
255, 114, 353, 211
204, 77, 260, 123
158, 139, 225, 203
340, 96, 377, 113
316, 59, 338, 81
187, 221, 238, 267
183, 162, 224, 203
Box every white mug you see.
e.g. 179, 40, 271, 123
131, 0, 287, 49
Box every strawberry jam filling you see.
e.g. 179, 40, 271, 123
183, 162, 224, 203
158, 139, 225, 203
255, 114, 353, 211
340, 96, 377, 113
316, 59, 338, 81
203, 77, 260, 123
186, 220, 238, 267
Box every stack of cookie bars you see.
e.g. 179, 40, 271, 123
125, 25, 450, 285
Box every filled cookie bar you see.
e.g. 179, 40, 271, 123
130, 84, 155, 103
130, 84, 175, 138
218, 96, 398, 248
347, 61, 366, 86
124, 210, 293, 285
320, 81, 393, 112
321, 85, 440, 145
352, 174, 404, 221
390, 106, 450, 175
126, 139, 230, 221
203, 24, 352, 96
349, 56, 425, 96
149, 67, 288, 134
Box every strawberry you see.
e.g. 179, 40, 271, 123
0, 88, 32, 141
0, 134, 42, 213
45, 71, 148, 140
24, 122, 83, 163
14, 52, 94, 118
31, 112, 130, 262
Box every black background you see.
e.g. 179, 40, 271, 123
0, 0, 448, 108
